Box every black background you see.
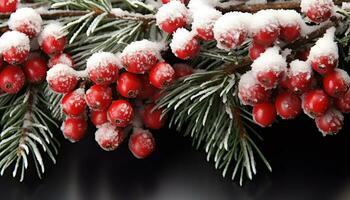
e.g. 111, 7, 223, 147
0, 115, 350, 200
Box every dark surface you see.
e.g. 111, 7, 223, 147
0, 115, 350, 200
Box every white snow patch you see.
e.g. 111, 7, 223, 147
0, 31, 30, 53
251, 46, 287, 75
86, 52, 119, 71
8, 7, 42, 36
170, 28, 196, 51
38, 22, 65, 45
156, 0, 190, 25
309, 27, 339, 61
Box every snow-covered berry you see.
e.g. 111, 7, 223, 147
213, 12, 251, 50
170, 28, 200, 60
252, 102, 277, 127
288, 60, 313, 94
23, 55, 47, 83
334, 90, 350, 113
315, 108, 343, 136
120, 40, 163, 74
8, 8, 42, 38
129, 128, 155, 159
323, 69, 350, 98
238, 71, 271, 106
156, 1, 190, 33
251, 47, 287, 89
61, 117, 87, 143
86, 52, 119, 86
249, 42, 267, 61
277, 10, 304, 43
192, 7, 222, 41
301, 0, 334, 23
0, 0, 18, 13
95, 123, 125, 151
48, 53, 74, 69
38, 23, 66, 55
251, 10, 280, 46
0, 65, 25, 94
107, 100, 134, 127
149, 62, 175, 89
46, 64, 78, 93
85, 85, 112, 111
302, 89, 330, 118
61, 88, 86, 117
0, 31, 30, 64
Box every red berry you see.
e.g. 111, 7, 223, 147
90, 110, 108, 127
249, 43, 267, 61
129, 129, 155, 159
8, 8, 42, 38
311, 55, 337, 75
0, 31, 30, 64
275, 92, 302, 119
315, 108, 343, 136
85, 85, 112, 111
256, 70, 283, 89
156, 1, 189, 33
252, 103, 277, 127
334, 90, 350, 113
46, 64, 78, 94
238, 71, 271, 106
62, 117, 87, 143
120, 40, 160, 74
305, 5, 333, 23
137, 75, 157, 100
279, 25, 301, 43
117, 72, 142, 98
149, 62, 175, 89
215, 30, 247, 50
23, 56, 47, 83
288, 60, 313, 94
170, 28, 200, 60
0, 65, 25, 94
142, 103, 166, 129
173, 63, 193, 79
86, 52, 119, 85
196, 27, 215, 41
302, 89, 330, 118
0, 0, 18, 13
295, 48, 310, 61
253, 28, 279, 46
61, 89, 86, 117
40, 36, 66, 55
95, 123, 125, 151
107, 100, 134, 127
48, 53, 74, 69
323, 69, 350, 98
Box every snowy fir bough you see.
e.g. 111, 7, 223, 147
0, 0, 349, 185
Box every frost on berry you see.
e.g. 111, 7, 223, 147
61, 88, 87, 117
48, 53, 74, 68
323, 68, 350, 98
288, 60, 313, 94
95, 123, 125, 151
107, 100, 134, 127
309, 27, 338, 74
213, 12, 251, 50
300, 0, 334, 23
170, 28, 200, 60
315, 108, 344, 136
191, 7, 222, 41
0, 0, 18, 13
276, 10, 306, 42
86, 52, 119, 85
0, 31, 30, 64
38, 22, 66, 55
8, 7, 43, 38
149, 62, 175, 89
120, 40, 164, 74
334, 90, 350, 113
250, 10, 280, 46
238, 71, 271, 106
156, 0, 190, 33
46, 64, 78, 93
129, 128, 155, 159
251, 47, 287, 89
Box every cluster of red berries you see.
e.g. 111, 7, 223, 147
0, 7, 72, 96
156, 0, 335, 62
239, 27, 349, 136
48, 39, 194, 159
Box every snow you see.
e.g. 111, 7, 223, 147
156, 0, 190, 25
308, 27, 339, 61
342, 2, 350, 10
48, 53, 74, 68
188, 0, 220, 11
289, 60, 312, 77
191, 7, 222, 34
111, 8, 154, 19
276, 9, 308, 36
38, 22, 65, 45
120, 39, 165, 60
250, 9, 280, 34
251, 47, 287, 76
86, 52, 119, 71
300, 0, 334, 13
95, 123, 124, 151
238, 70, 269, 106
239, 70, 260, 89
46, 64, 77, 82
8, 7, 42, 36
170, 28, 196, 51
0, 31, 30, 53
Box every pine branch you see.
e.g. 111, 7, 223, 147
0, 86, 59, 181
